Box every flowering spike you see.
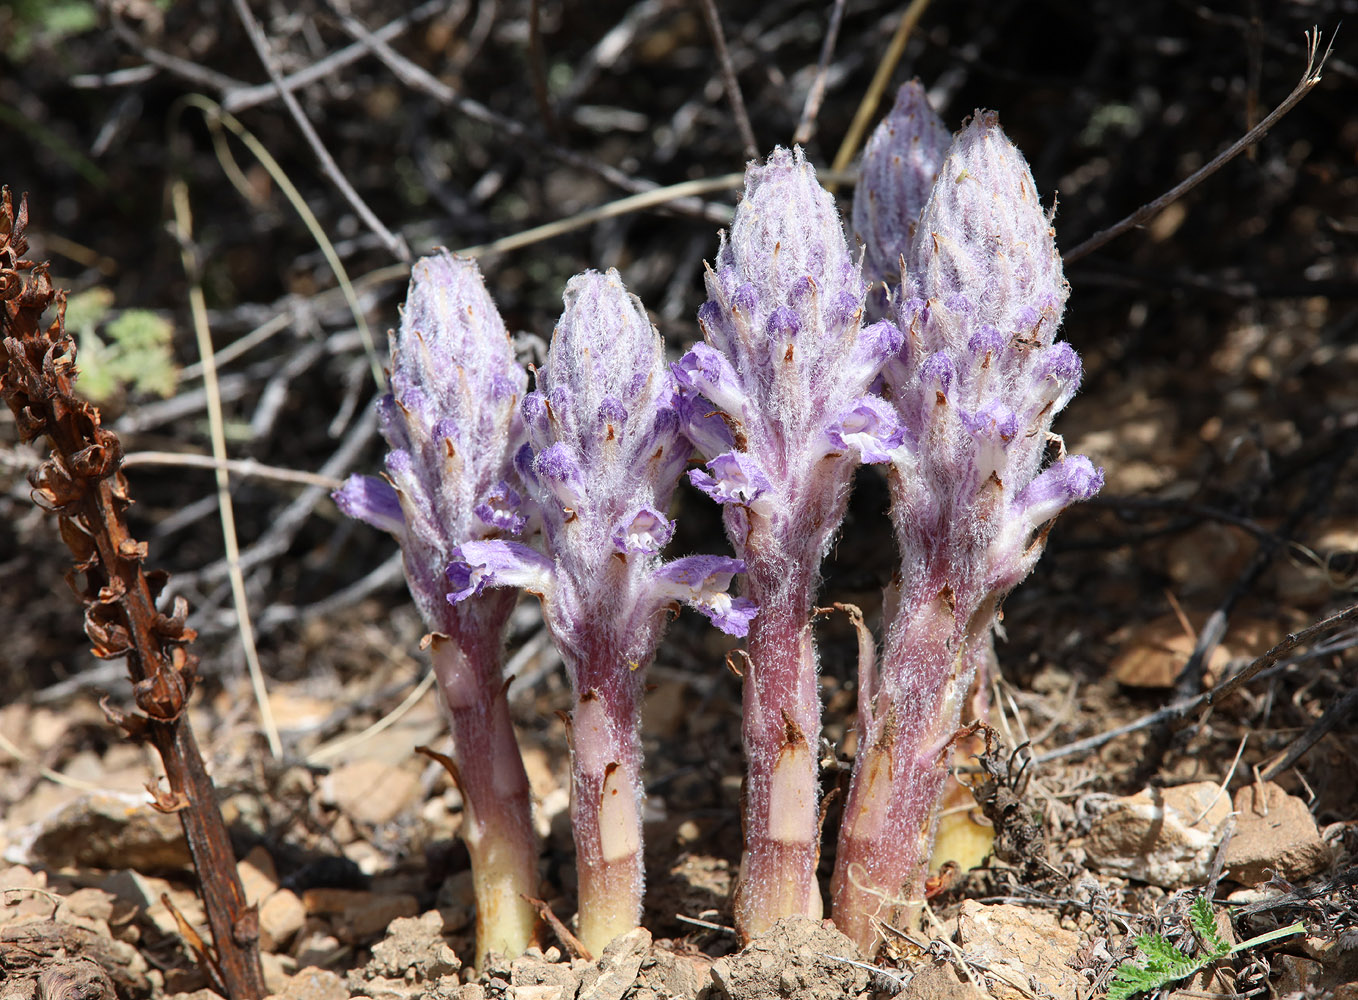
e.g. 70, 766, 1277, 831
470, 268, 751, 955
853, 80, 952, 287
681, 146, 901, 940
905, 111, 1068, 353
332, 252, 539, 966
832, 116, 1100, 956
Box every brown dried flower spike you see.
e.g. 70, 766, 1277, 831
0, 187, 265, 1000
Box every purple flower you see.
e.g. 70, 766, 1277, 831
681, 146, 908, 939
688, 451, 773, 508
333, 252, 531, 621
654, 555, 759, 636
853, 80, 952, 286
334, 474, 404, 536
825, 396, 905, 464
833, 110, 1102, 957
612, 505, 674, 554
446, 539, 554, 603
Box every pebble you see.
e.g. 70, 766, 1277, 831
322, 759, 422, 828
1083, 781, 1231, 887
955, 901, 1083, 1000
1223, 781, 1332, 884
259, 889, 306, 952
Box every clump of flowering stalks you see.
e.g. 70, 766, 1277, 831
857, 81, 998, 880
674, 147, 904, 940
334, 252, 540, 966
830, 111, 1103, 955
447, 269, 755, 955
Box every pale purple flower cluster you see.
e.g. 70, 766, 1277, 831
674, 147, 904, 938
446, 268, 753, 954
853, 80, 951, 287
447, 269, 756, 646
335, 252, 529, 616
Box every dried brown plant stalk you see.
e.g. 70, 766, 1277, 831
0, 188, 265, 1000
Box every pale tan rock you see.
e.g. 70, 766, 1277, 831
709, 917, 867, 1000
1083, 782, 1232, 887
302, 888, 419, 943
259, 889, 306, 953
1223, 782, 1332, 884
260, 952, 295, 996
272, 967, 348, 1000
576, 928, 650, 1000
238, 845, 279, 906
900, 962, 988, 1000
955, 901, 1083, 1000
25, 792, 191, 872
322, 760, 422, 827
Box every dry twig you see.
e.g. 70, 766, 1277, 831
0, 189, 265, 1000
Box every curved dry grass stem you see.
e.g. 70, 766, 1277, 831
829, 0, 934, 187
170, 178, 282, 760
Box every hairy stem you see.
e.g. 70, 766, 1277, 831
732, 533, 823, 940
831, 585, 988, 957
430, 600, 539, 966
565, 653, 646, 956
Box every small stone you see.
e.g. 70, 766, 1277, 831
1083, 782, 1232, 888
364, 912, 460, 981
900, 962, 988, 1000
26, 792, 192, 872
955, 901, 1083, 1000
261, 952, 295, 995
302, 888, 419, 943
576, 928, 651, 1000
273, 967, 348, 1000
238, 846, 280, 906
322, 760, 422, 827
259, 889, 306, 952
1223, 782, 1332, 884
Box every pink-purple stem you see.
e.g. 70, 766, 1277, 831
830, 574, 992, 956
562, 641, 647, 956
732, 525, 824, 940
431, 591, 540, 966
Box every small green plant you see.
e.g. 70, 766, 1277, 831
66, 288, 179, 403
1108, 897, 1305, 1000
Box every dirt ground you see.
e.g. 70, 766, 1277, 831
2, 1, 1357, 998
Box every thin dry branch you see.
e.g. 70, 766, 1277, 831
228, 0, 411, 262
0, 189, 265, 1000
1063, 27, 1332, 263
698, 0, 758, 159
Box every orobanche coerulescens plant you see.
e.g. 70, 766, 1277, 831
830, 86, 1102, 954
334, 253, 539, 967
337, 82, 1099, 966
446, 268, 755, 956
673, 147, 904, 939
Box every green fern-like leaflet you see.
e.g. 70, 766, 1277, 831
1107, 898, 1247, 1000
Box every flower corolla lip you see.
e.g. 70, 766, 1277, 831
533, 441, 588, 509
612, 505, 675, 554
1016, 454, 1104, 527
473, 480, 528, 535
825, 396, 906, 464
446, 540, 554, 604
688, 451, 773, 508
673, 343, 747, 417
653, 555, 758, 636
333, 474, 405, 536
